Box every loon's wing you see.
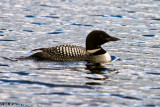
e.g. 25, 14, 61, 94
44, 45, 87, 57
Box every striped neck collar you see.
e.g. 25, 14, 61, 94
87, 48, 101, 53
87, 48, 106, 55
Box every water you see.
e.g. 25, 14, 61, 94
0, 0, 160, 106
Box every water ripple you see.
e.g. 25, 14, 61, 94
150, 18, 160, 21
12, 72, 30, 76
126, 11, 136, 13
0, 39, 16, 41
110, 93, 142, 100
0, 28, 7, 30
90, 15, 108, 17
25, 15, 35, 18
110, 15, 123, 18
151, 45, 160, 48
146, 72, 160, 75
0, 63, 9, 67
71, 23, 93, 27
150, 87, 160, 89
47, 31, 64, 34
35, 92, 72, 95
0, 79, 93, 89
39, 4, 60, 8
141, 35, 155, 37
23, 30, 34, 32
44, 16, 59, 19
0, 31, 4, 33
142, 104, 156, 107
31, 22, 46, 25
149, 29, 158, 30
86, 82, 103, 85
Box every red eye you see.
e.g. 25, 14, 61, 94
99, 34, 103, 38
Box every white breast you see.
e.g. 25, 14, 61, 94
90, 52, 111, 63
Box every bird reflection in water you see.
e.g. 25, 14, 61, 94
85, 62, 119, 85
85, 55, 119, 74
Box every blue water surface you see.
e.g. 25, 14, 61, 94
0, 0, 160, 107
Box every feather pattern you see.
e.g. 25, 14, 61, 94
31, 45, 89, 61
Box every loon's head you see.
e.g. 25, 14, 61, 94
86, 30, 120, 51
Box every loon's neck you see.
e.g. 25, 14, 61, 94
87, 48, 106, 55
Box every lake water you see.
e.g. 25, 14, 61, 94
0, 0, 160, 107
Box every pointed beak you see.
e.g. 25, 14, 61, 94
107, 36, 120, 41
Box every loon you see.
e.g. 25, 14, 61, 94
29, 30, 120, 63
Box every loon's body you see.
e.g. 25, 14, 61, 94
29, 30, 120, 63
31, 45, 88, 62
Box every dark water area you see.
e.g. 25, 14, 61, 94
0, 0, 160, 107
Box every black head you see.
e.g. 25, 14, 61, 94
86, 30, 120, 50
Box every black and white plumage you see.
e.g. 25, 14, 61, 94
30, 45, 88, 62
29, 30, 120, 63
